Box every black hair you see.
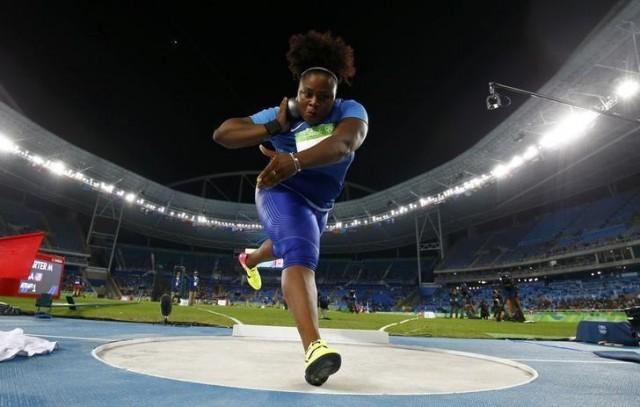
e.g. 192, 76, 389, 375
286, 30, 356, 85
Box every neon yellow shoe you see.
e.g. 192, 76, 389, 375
238, 252, 261, 290
304, 339, 341, 386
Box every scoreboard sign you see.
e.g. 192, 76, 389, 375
17, 253, 65, 299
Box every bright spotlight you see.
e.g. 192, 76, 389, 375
100, 183, 115, 193
0, 133, 17, 153
508, 155, 524, 169
615, 79, 639, 100
523, 145, 539, 160
540, 110, 598, 149
125, 193, 136, 202
49, 161, 66, 176
491, 164, 509, 178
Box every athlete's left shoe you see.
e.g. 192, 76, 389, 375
304, 339, 341, 386
238, 252, 262, 290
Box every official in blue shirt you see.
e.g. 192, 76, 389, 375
190, 271, 199, 292
188, 271, 199, 306
213, 30, 368, 386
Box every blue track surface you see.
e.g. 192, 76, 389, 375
1, 316, 638, 407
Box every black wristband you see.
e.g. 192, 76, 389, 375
264, 119, 282, 136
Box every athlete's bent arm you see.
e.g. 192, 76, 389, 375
213, 98, 290, 149
296, 118, 368, 169
212, 117, 270, 149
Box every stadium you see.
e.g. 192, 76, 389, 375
1, 2, 639, 406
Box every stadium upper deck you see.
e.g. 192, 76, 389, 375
1, 2, 640, 253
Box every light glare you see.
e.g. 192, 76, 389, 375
0, 133, 17, 153
49, 161, 66, 176
615, 79, 639, 99
492, 164, 509, 178
540, 110, 598, 149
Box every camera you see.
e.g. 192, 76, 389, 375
498, 271, 525, 322
499, 272, 514, 288
625, 306, 640, 341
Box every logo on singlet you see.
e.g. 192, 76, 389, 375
295, 123, 335, 152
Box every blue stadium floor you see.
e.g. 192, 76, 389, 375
1, 316, 638, 407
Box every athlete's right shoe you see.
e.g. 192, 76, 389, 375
304, 339, 341, 386
238, 252, 262, 290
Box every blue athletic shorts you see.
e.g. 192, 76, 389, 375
255, 185, 328, 271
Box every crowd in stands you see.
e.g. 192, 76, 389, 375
109, 266, 417, 312
0, 196, 87, 253
535, 295, 639, 311
108, 243, 425, 310
6, 178, 640, 319
427, 271, 640, 315
439, 188, 640, 271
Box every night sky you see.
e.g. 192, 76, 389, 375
0, 1, 620, 197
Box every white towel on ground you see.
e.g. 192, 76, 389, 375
0, 328, 57, 362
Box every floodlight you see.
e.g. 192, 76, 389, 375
0, 133, 17, 153
491, 164, 509, 178
49, 161, 66, 176
615, 79, 639, 99
32, 155, 44, 165
540, 110, 597, 149
100, 183, 115, 193
523, 145, 539, 160
508, 155, 524, 169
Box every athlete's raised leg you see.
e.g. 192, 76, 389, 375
244, 239, 275, 268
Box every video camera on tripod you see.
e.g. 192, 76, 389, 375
625, 306, 640, 344
500, 272, 520, 300
499, 272, 525, 322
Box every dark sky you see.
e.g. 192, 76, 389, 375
0, 1, 620, 197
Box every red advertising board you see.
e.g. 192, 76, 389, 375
0, 232, 65, 298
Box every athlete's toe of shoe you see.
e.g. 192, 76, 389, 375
304, 351, 341, 386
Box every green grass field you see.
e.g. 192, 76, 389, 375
0, 295, 412, 329
385, 317, 577, 339
0, 294, 588, 339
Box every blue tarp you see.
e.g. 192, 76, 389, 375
576, 321, 638, 347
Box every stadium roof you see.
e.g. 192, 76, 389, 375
2, 1, 640, 253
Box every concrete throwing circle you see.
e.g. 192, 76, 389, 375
93, 336, 537, 395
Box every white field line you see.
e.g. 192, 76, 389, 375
27, 334, 112, 342
196, 307, 243, 325
513, 358, 629, 364
379, 316, 421, 332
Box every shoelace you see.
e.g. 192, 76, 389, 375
305, 340, 327, 362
